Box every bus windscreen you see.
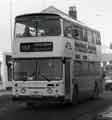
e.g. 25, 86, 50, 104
14, 59, 63, 81
15, 14, 61, 37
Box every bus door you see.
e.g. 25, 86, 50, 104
65, 59, 71, 98
6, 55, 12, 82
5, 54, 13, 89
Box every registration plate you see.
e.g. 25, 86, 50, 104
32, 91, 39, 94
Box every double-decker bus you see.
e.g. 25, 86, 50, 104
12, 8, 103, 105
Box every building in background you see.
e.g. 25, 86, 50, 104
101, 45, 112, 66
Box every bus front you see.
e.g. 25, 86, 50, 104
12, 13, 73, 104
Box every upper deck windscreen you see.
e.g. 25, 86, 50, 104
15, 14, 61, 38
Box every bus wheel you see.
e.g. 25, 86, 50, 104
93, 83, 99, 99
26, 102, 35, 109
72, 86, 78, 105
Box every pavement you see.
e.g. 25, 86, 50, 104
95, 91, 112, 120
0, 89, 11, 105
0, 90, 112, 120
0, 90, 11, 96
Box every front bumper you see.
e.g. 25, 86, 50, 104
12, 95, 65, 103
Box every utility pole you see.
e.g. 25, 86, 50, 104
9, 0, 13, 42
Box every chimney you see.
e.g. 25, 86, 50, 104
69, 6, 77, 20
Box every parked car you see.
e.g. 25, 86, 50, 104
96, 108, 112, 120
104, 76, 112, 91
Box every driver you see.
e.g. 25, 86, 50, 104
23, 26, 31, 37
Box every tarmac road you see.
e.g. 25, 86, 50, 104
0, 91, 111, 120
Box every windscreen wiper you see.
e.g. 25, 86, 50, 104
38, 70, 51, 82
36, 61, 51, 82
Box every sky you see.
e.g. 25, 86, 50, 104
0, 0, 112, 52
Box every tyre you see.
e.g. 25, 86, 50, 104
93, 83, 100, 99
26, 102, 35, 109
72, 86, 78, 105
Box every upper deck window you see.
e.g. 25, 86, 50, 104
87, 30, 93, 44
63, 20, 73, 38
63, 20, 83, 40
15, 14, 61, 37
83, 28, 88, 41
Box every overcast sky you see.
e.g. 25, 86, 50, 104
0, 0, 111, 52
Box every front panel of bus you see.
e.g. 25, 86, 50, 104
12, 14, 73, 102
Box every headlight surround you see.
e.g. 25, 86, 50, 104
21, 88, 26, 94
47, 87, 53, 94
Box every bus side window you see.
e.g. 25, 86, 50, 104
72, 26, 83, 40
63, 20, 73, 38
87, 30, 93, 44
96, 32, 101, 45
88, 62, 100, 75
65, 27, 73, 38
72, 29, 79, 39
80, 62, 88, 75
88, 62, 94, 75
83, 28, 88, 41
73, 61, 81, 76
95, 62, 100, 74
93, 31, 97, 44
91, 31, 95, 44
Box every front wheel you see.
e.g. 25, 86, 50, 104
26, 102, 36, 109
72, 86, 78, 105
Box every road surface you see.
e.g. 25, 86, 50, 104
0, 91, 111, 120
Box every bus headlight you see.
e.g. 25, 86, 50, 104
21, 88, 26, 94
47, 87, 53, 94
14, 83, 18, 87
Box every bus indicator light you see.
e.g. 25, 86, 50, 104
47, 87, 53, 94
21, 88, 26, 94
65, 42, 72, 50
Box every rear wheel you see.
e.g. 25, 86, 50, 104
26, 102, 36, 108
93, 83, 100, 99
72, 86, 78, 105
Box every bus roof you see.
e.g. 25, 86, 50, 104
16, 6, 100, 33
41, 6, 100, 33
15, 13, 60, 19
